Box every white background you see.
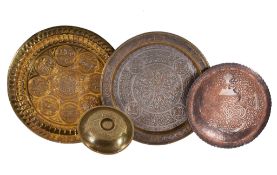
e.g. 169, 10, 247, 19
0, 0, 276, 175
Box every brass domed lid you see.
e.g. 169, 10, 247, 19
78, 106, 134, 154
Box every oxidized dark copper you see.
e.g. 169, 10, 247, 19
8, 26, 114, 143
187, 63, 271, 148
78, 106, 134, 154
101, 32, 209, 144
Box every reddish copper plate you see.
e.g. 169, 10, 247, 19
187, 63, 271, 148
101, 32, 209, 144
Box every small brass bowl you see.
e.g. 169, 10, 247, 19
78, 106, 134, 154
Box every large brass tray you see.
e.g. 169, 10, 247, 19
8, 26, 114, 143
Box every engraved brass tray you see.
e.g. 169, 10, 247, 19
8, 26, 114, 143
101, 32, 209, 144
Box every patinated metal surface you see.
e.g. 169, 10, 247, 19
187, 63, 271, 148
78, 106, 133, 154
8, 26, 114, 143
101, 32, 209, 144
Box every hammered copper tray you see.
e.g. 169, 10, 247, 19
187, 63, 271, 148
8, 26, 114, 143
101, 32, 209, 144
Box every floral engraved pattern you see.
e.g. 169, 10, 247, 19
113, 44, 197, 132
133, 64, 181, 113
204, 72, 264, 133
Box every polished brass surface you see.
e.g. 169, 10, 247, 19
187, 63, 271, 148
101, 32, 209, 144
8, 26, 114, 143
78, 106, 134, 154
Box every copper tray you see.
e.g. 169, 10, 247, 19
8, 26, 114, 143
101, 32, 209, 144
187, 63, 271, 148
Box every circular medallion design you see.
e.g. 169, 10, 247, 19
78, 52, 99, 74
35, 55, 55, 76
55, 45, 76, 67
37, 96, 59, 117
60, 103, 80, 124
28, 76, 49, 97
51, 71, 80, 98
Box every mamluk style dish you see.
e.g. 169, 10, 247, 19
101, 32, 209, 144
8, 26, 114, 143
78, 106, 134, 154
187, 63, 271, 148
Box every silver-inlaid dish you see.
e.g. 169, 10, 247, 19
101, 32, 209, 144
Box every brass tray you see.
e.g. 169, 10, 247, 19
187, 63, 271, 148
101, 32, 209, 144
8, 26, 114, 143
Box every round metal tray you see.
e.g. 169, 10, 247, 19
187, 63, 271, 148
101, 32, 209, 144
8, 26, 114, 143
